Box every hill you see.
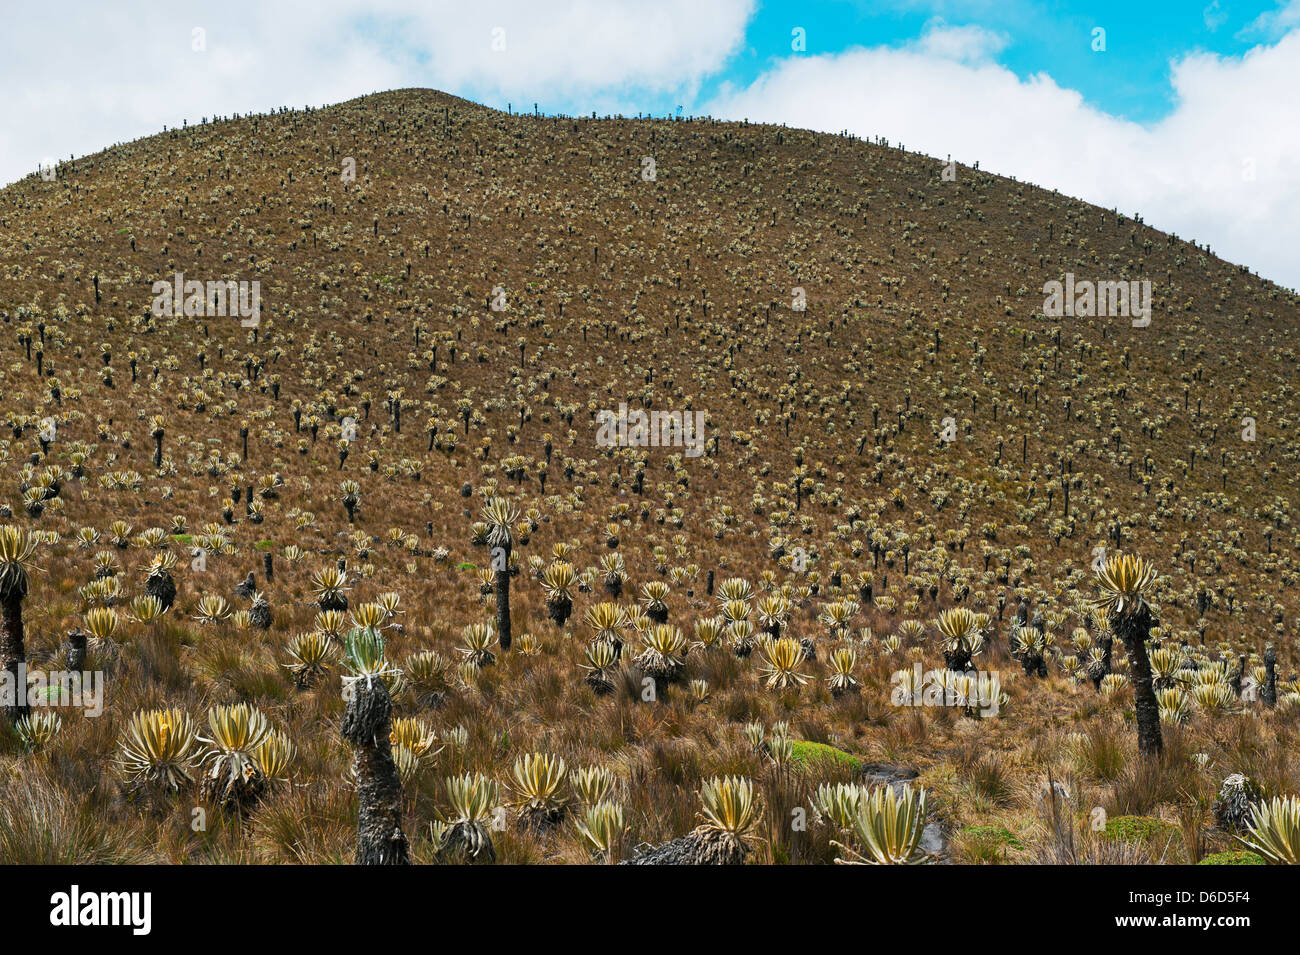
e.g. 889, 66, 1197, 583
0, 88, 1296, 864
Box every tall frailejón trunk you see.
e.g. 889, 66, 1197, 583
341, 676, 410, 865
1113, 606, 1162, 757
1, 592, 28, 721
494, 540, 512, 651
1262, 646, 1277, 707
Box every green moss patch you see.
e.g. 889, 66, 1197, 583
960, 825, 1023, 850
1198, 850, 1266, 865
1102, 815, 1178, 844
957, 824, 1023, 863
789, 740, 862, 773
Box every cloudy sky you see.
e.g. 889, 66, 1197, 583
3, 0, 1297, 288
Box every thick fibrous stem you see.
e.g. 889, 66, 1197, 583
1262, 646, 1277, 707
1, 593, 28, 721
548, 594, 572, 627
494, 541, 512, 651
341, 677, 410, 865
944, 645, 972, 672
1112, 605, 1162, 757
65, 628, 87, 671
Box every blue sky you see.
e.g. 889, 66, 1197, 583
733, 0, 1263, 121
396, 0, 1290, 124
3, 1, 1299, 287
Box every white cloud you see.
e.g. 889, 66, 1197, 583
914, 19, 1008, 63
1204, 1, 1229, 32
0, 0, 753, 186
704, 23, 1300, 290
1239, 0, 1300, 38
